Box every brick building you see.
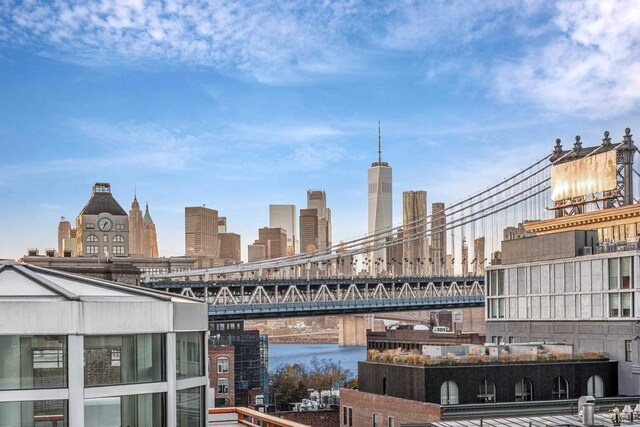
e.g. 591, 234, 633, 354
209, 345, 235, 407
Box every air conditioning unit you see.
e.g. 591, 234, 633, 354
583, 246, 593, 255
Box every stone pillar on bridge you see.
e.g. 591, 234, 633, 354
338, 315, 373, 347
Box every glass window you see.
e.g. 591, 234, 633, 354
372, 413, 378, 427
622, 292, 633, 317
348, 407, 353, 427
343, 407, 347, 425
609, 293, 620, 317
0, 336, 67, 390
217, 378, 229, 394
440, 380, 459, 405
217, 357, 229, 374
478, 379, 496, 403
86, 223, 95, 229
515, 378, 533, 401
609, 258, 619, 289
113, 235, 125, 243
177, 386, 203, 427
0, 400, 68, 426
626, 340, 633, 362
103, 235, 108, 242
587, 375, 604, 398
84, 334, 164, 387
113, 246, 125, 255
552, 376, 569, 400
388, 416, 395, 427
177, 332, 203, 379
621, 257, 632, 289
86, 235, 98, 242
84, 393, 164, 427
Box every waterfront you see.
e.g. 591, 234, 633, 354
268, 343, 366, 375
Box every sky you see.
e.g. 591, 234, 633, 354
1, 0, 639, 261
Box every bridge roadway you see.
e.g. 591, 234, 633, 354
147, 275, 486, 320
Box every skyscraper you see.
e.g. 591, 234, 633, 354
430, 202, 447, 276
307, 190, 331, 249
143, 203, 159, 258
129, 196, 145, 257
402, 191, 428, 275
299, 208, 319, 253
185, 206, 218, 258
57, 217, 73, 256
368, 123, 392, 275
269, 205, 297, 254
255, 227, 287, 259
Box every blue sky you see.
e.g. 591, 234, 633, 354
1, 0, 639, 260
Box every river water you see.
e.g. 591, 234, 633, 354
268, 343, 366, 375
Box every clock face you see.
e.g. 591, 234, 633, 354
98, 218, 113, 231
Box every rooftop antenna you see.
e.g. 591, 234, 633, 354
378, 120, 382, 164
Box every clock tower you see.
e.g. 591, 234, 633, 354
76, 183, 130, 257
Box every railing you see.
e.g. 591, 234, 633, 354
209, 407, 309, 427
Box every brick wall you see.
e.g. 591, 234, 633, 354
275, 410, 338, 427
339, 389, 441, 427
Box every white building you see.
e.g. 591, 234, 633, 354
269, 204, 297, 254
0, 259, 209, 426
368, 126, 392, 275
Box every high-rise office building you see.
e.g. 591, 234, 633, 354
430, 202, 447, 276
57, 217, 74, 256
307, 190, 331, 249
219, 233, 241, 264
185, 206, 219, 258
461, 239, 469, 276
300, 208, 319, 253
218, 217, 227, 234
368, 123, 392, 275
473, 236, 486, 275
255, 227, 287, 259
402, 191, 428, 275
142, 203, 158, 258
269, 205, 297, 254
129, 196, 145, 257
248, 244, 266, 262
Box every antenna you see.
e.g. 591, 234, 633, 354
378, 120, 382, 164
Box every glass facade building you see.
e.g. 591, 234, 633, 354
0, 260, 209, 426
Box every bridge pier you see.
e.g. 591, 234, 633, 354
338, 315, 373, 347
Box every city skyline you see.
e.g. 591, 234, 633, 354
1, 1, 640, 261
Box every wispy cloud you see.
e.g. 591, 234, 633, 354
493, 0, 640, 118
2, 0, 365, 83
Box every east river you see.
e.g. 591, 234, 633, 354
268, 343, 367, 374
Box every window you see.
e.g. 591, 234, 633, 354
113, 235, 125, 243
587, 375, 604, 397
388, 416, 395, 427
373, 414, 378, 427
478, 379, 496, 403
177, 332, 203, 378
0, 400, 68, 425
86, 223, 95, 229
382, 377, 387, 395
103, 235, 108, 242
86, 245, 99, 255
348, 407, 353, 427
103, 246, 108, 254
488, 270, 506, 318
177, 386, 204, 427
0, 336, 67, 390
116, 223, 125, 230
85, 393, 164, 426
552, 376, 569, 400
84, 334, 164, 386
609, 290, 634, 318
113, 246, 125, 255
440, 380, 459, 405
515, 378, 533, 401
217, 357, 229, 373
609, 258, 619, 289
626, 340, 633, 362
343, 407, 347, 425
217, 378, 229, 394
86, 234, 98, 242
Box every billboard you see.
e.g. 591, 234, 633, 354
550, 150, 617, 201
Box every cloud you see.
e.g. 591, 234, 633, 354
493, 0, 640, 118
2, 0, 365, 83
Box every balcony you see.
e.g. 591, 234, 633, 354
209, 407, 309, 427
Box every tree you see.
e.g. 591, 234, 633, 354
270, 357, 354, 411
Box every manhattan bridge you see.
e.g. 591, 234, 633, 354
147, 128, 638, 321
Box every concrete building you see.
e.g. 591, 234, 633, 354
270, 205, 297, 255
473, 236, 485, 275
300, 209, 319, 253
0, 259, 209, 426
485, 229, 640, 395
219, 233, 241, 264
307, 191, 332, 250
248, 244, 267, 262
256, 227, 288, 260
21, 253, 195, 286
57, 217, 74, 256
185, 206, 219, 259
430, 202, 447, 276
368, 125, 392, 275
403, 191, 428, 276
76, 183, 129, 257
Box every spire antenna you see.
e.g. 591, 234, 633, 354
378, 120, 382, 164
